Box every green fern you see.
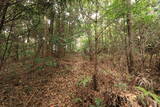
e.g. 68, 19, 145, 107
136, 86, 160, 104
89, 98, 105, 107
77, 76, 92, 87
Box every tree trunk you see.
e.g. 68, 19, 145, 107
15, 42, 19, 61
0, 1, 8, 33
0, 23, 13, 71
149, 54, 153, 67
126, 0, 134, 73
43, 16, 49, 57
93, 0, 98, 91
56, 3, 65, 58
87, 29, 93, 61
49, 17, 54, 56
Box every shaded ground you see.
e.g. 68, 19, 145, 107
0, 54, 160, 107
0, 54, 94, 107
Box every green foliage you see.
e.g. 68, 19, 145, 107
77, 76, 92, 87
137, 94, 147, 107
114, 83, 128, 90
34, 57, 44, 64
35, 65, 45, 71
51, 35, 77, 47
34, 57, 57, 67
29, 57, 57, 72
25, 50, 35, 56
107, 0, 127, 20
90, 98, 105, 107
136, 86, 160, 104
45, 60, 57, 67
133, 0, 157, 25
73, 97, 82, 103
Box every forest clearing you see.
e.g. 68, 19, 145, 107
0, 0, 160, 107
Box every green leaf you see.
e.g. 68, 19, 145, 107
136, 86, 160, 104
95, 98, 103, 106
73, 98, 82, 103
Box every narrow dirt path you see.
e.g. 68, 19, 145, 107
44, 55, 93, 107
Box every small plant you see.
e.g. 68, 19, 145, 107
25, 50, 35, 56
36, 65, 45, 71
34, 57, 57, 67
90, 98, 105, 107
73, 97, 82, 103
137, 94, 147, 107
45, 60, 57, 67
136, 86, 160, 104
114, 83, 128, 90
34, 57, 44, 64
77, 76, 92, 87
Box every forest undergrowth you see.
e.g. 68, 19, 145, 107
0, 54, 160, 107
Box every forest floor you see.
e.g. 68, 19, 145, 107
0, 54, 94, 107
0, 54, 160, 107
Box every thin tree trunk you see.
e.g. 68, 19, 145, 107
43, 16, 48, 57
0, 1, 8, 33
87, 29, 93, 61
0, 23, 13, 71
93, 0, 98, 91
149, 54, 153, 67
57, 3, 65, 58
126, 0, 134, 73
49, 16, 54, 56
15, 42, 19, 61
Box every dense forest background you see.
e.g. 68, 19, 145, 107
0, 0, 160, 107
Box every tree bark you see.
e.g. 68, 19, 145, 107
43, 16, 49, 57
56, 2, 65, 58
49, 16, 54, 56
0, 1, 9, 33
93, 0, 98, 91
0, 23, 13, 71
126, 0, 134, 73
